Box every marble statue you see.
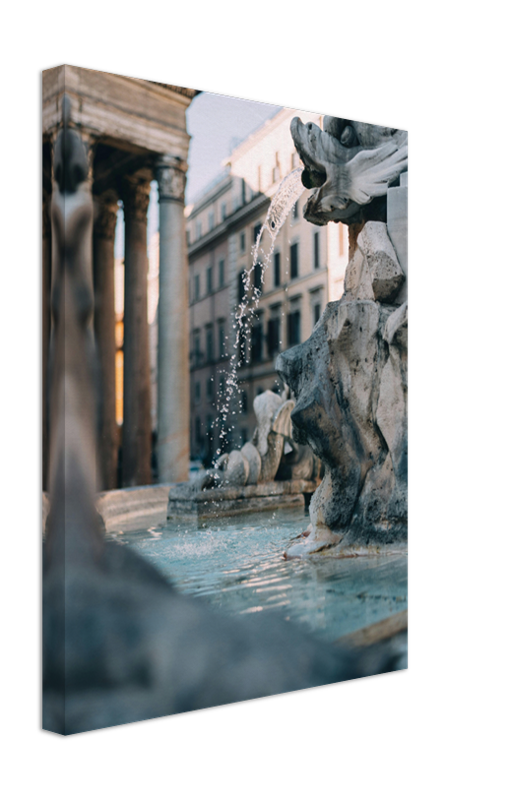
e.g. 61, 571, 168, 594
276, 116, 408, 557
291, 115, 407, 226
197, 388, 321, 491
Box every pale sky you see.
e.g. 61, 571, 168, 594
185, 92, 281, 203
115, 92, 281, 258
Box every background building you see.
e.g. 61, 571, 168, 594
186, 108, 349, 464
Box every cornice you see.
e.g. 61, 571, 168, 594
149, 83, 201, 100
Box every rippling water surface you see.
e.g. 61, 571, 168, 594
110, 508, 407, 643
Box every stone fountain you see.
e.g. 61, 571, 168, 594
276, 116, 408, 557
44, 100, 402, 736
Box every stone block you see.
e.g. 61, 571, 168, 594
167, 478, 320, 523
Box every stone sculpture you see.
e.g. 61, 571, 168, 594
43, 103, 398, 734
290, 116, 407, 226
276, 117, 408, 557
167, 388, 321, 521
198, 389, 320, 490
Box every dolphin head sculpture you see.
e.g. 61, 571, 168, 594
291, 116, 407, 226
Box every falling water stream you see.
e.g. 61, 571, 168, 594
215, 167, 305, 459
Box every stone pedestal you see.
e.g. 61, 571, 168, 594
167, 478, 319, 524
156, 158, 190, 482
387, 171, 408, 304
121, 173, 152, 487
93, 190, 119, 489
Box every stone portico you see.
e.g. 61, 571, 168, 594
42, 66, 198, 489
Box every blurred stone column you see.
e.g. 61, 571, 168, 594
156, 157, 189, 482
93, 190, 119, 490
42, 186, 51, 491
121, 172, 152, 487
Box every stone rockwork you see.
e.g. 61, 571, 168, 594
276, 116, 408, 557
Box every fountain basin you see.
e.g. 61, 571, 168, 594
109, 507, 408, 649
167, 478, 320, 523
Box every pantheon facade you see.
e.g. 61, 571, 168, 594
42, 66, 198, 490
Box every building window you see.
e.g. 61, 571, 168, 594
267, 317, 280, 357
218, 320, 226, 358
207, 265, 213, 294
267, 317, 280, 358
253, 223, 262, 244
253, 262, 263, 296
194, 274, 200, 302
195, 416, 201, 445
240, 390, 248, 414
206, 378, 213, 402
186, 229, 191, 246
193, 330, 200, 363
241, 428, 248, 445
195, 220, 201, 239
240, 232, 245, 252
274, 252, 281, 287
314, 231, 320, 269
314, 302, 322, 325
221, 202, 227, 221
206, 327, 214, 363
251, 322, 263, 363
290, 243, 299, 279
218, 258, 225, 287
238, 320, 247, 367
293, 202, 298, 220
219, 375, 226, 396
287, 309, 301, 346
195, 381, 201, 402
208, 210, 214, 231
238, 270, 246, 304
206, 415, 215, 461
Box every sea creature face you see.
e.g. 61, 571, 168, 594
291, 117, 407, 225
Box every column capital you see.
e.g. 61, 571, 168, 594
121, 172, 151, 221
93, 190, 119, 240
156, 156, 187, 203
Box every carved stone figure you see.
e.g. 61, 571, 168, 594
290, 116, 407, 226
196, 389, 320, 492
276, 116, 408, 557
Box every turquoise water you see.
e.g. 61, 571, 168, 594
110, 507, 407, 644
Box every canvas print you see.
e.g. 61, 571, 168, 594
42, 66, 408, 735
